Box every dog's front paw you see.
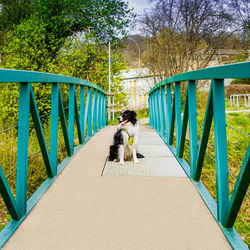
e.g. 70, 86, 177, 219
119, 160, 124, 165
134, 159, 139, 164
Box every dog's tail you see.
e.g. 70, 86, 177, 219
136, 152, 144, 158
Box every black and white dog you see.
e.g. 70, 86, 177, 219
108, 110, 144, 164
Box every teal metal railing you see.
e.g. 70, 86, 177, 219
148, 62, 250, 249
0, 69, 107, 246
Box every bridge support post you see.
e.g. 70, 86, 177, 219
187, 80, 198, 179
92, 90, 97, 133
16, 83, 30, 215
69, 84, 76, 153
174, 82, 181, 151
80, 86, 85, 141
50, 83, 59, 176
212, 79, 229, 223
166, 84, 172, 143
160, 85, 167, 138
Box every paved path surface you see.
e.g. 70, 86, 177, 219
4, 125, 231, 250
103, 128, 187, 177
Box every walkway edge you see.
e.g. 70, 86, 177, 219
158, 132, 248, 250
0, 134, 93, 249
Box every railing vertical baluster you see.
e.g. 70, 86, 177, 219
194, 86, 213, 181
96, 91, 101, 131
0, 166, 20, 219
50, 83, 59, 176
74, 90, 83, 144
87, 88, 93, 138
161, 85, 167, 138
104, 94, 107, 126
212, 79, 229, 223
58, 89, 72, 156
177, 89, 188, 158
92, 90, 97, 134
149, 95, 152, 127
16, 82, 30, 215
188, 80, 198, 179
169, 90, 175, 145
175, 82, 181, 152
80, 85, 85, 142
157, 88, 163, 135
166, 84, 172, 143
68, 84, 75, 152
99, 93, 103, 129
150, 93, 155, 128
84, 87, 91, 138
223, 143, 250, 228
153, 90, 159, 131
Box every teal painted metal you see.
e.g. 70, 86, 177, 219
16, 83, 30, 216
74, 89, 83, 144
149, 62, 250, 94
30, 86, 53, 178
80, 85, 85, 141
174, 82, 181, 152
177, 89, 188, 158
156, 88, 163, 135
104, 93, 107, 126
223, 143, 250, 228
99, 93, 104, 129
160, 85, 167, 138
69, 84, 75, 152
194, 86, 213, 181
166, 84, 172, 143
212, 79, 229, 223
92, 90, 97, 133
169, 92, 175, 145
58, 89, 72, 156
0, 68, 107, 248
0, 166, 21, 219
96, 92, 101, 130
148, 62, 249, 249
50, 83, 59, 176
187, 80, 198, 179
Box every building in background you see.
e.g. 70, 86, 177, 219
121, 68, 160, 109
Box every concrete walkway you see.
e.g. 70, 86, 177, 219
4, 125, 231, 250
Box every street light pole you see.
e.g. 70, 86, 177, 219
108, 41, 111, 121
127, 37, 140, 68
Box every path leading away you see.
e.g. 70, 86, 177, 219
4, 125, 231, 250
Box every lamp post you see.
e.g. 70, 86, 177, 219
127, 37, 140, 68
108, 41, 111, 121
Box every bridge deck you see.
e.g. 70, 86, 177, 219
4, 125, 231, 250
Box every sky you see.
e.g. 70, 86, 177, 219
126, 0, 154, 15
126, 0, 155, 34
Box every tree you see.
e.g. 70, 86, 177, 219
0, 0, 33, 32
1, 16, 59, 72
57, 34, 128, 106
139, 0, 245, 82
0, 0, 135, 59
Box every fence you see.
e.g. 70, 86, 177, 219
0, 69, 107, 246
148, 62, 250, 249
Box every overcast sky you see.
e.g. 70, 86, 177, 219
126, 0, 154, 15
126, 0, 154, 34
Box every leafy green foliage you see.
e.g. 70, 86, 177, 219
32, 0, 135, 43
1, 16, 60, 71
57, 35, 128, 106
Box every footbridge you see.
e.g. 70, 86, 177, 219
0, 62, 249, 249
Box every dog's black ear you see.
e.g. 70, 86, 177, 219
131, 111, 136, 118
130, 111, 137, 125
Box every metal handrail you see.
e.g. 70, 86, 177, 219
148, 61, 250, 250
0, 69, 107, 247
